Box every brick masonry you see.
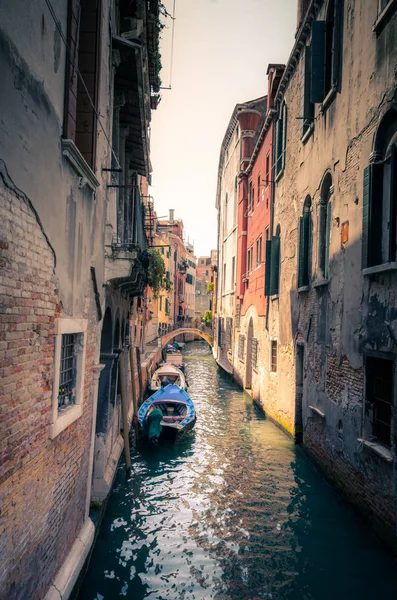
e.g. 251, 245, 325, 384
0, 174, 98, 598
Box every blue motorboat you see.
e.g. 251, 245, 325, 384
138, 384, 196, 442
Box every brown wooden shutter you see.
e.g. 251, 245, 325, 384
75, 0, 102, 168
64, 0, 81, 141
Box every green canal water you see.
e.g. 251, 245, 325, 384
78, 341, 397, 600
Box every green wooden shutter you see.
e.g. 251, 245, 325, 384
282, 104, 287, 171
311, 21, 326, 103
332, 0, 343, 90
389, 145, 397, 262
361, 166, 371, 269
307, 211, 312, 284
301, 46, 313, 137
298, 217, 304, 288
362, 163, 383, 268
270, 235, 280, 295
324, 201, 332, 279
265, 239, 272, 296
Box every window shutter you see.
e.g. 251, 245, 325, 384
265, 239, 272, 296
281, 104, 287, 171
362, 164, 383, 268
311, 21, 326, 103
298, 216, 304, 288
332, 0, 343, 90
324, 201, 332, 279
64, 0, 81, 140
305, 210, 312, 285
270, 235, 281, 295
389, 144, 397, 262
301, 46, 313, 136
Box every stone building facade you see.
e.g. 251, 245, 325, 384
0, 0, 163, 597
214, 0, 397, 547
266, 0, 397, 545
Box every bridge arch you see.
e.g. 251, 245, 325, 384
161, 328, 213, 348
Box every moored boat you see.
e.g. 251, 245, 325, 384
149, 363, 188, 392
138, 384, 196, 443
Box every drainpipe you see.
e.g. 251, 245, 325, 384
85, 363, 105, 519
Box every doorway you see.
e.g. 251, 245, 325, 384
245, 318, 253, 390
295, 343, 304, 443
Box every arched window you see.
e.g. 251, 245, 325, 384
298, 196, 312, 287
363, 109, 397, 269
318, 174, 332, 279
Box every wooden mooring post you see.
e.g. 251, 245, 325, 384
119, 348, 131, 475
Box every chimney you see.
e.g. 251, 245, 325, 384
169, 209, 174, 224
296, 0, 310, 35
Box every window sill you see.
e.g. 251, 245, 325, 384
362, 262, 397, 276
357, 438, 393, 463
270, 294, 279, 301
309, 405, 325, 418
297, 285, 310, 293
50, 403, 83, 439
61, 139, 100, 192
313, 279, 329, 289
321, 87, 337, 113
373, 0, 397, 34
301, 123, 314, 145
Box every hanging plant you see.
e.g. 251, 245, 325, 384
147, 249, 172, 298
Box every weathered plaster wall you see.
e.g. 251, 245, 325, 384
269, 0, 397, 542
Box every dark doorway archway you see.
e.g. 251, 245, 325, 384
245, 318, 253, 389
100, 307, 113, 353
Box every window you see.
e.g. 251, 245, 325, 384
161, 247, 164, 254
165, 299, 170, 314
50, 318, 87, 439
235, 303, 241, 329
248, 181, 253, 213
271, 340, 278, 372
224, 193, 228, 238
201, 259, 204, 264
63, 0, 102, 168
298, 196, 312, 287
238, 334, 246, 361
252, 338, 258, 369
301, 45, 314, 137
206, 270, 209, 276
231, 256, 235, 289
247, 247, 253, 274
318, 174, 332, 280
311, 0, 343, 104
186, 273, 193, 284
362, 111, 397, 270
265, 225, 281, 296
365, 357, 393, 447
256, 235, 263, 267
257, 175, 261, 203
265, 153, 270, 187
159, 296, 163, 311
275, 103, 287, 176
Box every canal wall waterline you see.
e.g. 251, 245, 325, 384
67, 343, 164, 600
215, 353, 397, 555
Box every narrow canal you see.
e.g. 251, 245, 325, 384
78, 341, 397, 600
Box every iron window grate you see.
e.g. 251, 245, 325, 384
58, 333, 77, 410
271, 340, 278, 372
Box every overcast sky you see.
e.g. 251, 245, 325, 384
149, 0, 297, 257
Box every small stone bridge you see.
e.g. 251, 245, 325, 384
161, 328, 213, 348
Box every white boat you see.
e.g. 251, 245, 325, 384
149, 363, 188, 392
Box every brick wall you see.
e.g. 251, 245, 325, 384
0, 175, 97, 599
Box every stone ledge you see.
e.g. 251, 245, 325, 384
44, 518, 95, 600
357, 438, 394, 463
61, 139, 100, 192
362, 262, 397, 276
309, 405, 325, 418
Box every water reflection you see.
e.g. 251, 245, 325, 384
78, 341, 397, 600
